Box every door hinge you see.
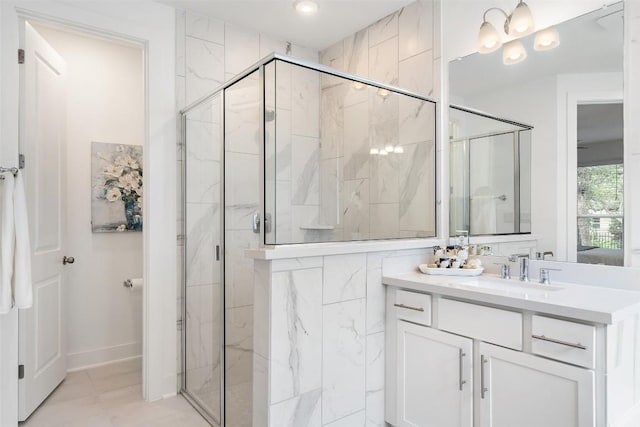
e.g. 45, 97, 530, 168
19, 154, 25, 169
18, 364, 24, 379
18, 49, 25, 64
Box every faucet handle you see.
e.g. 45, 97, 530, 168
508, 253, 530, 262
493, 263, 511, 279
539, 267, 561, 284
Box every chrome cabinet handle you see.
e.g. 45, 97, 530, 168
393, 303, 424, 312
480, 355, 488, 399
459, 349, 467, 391
63, 256, 75, 265
532, 334, 587, 350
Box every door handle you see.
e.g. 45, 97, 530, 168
63, 256, 75, 265
459, 348, 466, 391
481, 355, 488, 399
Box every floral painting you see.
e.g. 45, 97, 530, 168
91, 142, 143, 232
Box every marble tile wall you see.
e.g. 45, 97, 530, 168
260, 248, 431, 426
319, 0, 440, 242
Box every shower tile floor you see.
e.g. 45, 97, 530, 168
19, 358, 209, 427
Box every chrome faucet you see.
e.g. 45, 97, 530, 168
508, 253, 530, 282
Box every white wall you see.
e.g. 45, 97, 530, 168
1, 2, 176, 424
33, 24, 144, 369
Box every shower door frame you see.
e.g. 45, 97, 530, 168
179, 53, 438, 425
179, 86, 226, 426
449, 104, 533, 237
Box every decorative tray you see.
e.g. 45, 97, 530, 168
418, 264, 484, 277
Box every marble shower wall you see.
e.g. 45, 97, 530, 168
253, 248, 432, 427
318, 0, 440, 241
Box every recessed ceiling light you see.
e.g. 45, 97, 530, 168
294, 0, 318, 16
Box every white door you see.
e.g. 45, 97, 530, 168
397, 320, 473, 427
18, 22, 68, 421
479, 342, 595, 427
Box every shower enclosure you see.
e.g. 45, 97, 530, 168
449, 105, 532, 236
180, 54, 436, 426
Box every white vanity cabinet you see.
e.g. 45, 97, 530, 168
479, 341, 595, 427
396, 321, 473, 427
385, 282, 640, 427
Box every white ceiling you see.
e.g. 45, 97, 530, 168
159, 0, 413, 51
577, 103, 623, 146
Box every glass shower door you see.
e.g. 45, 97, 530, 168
183, 93, 223, 425
469, 132, 515, 235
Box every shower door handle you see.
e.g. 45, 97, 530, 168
252, 213, 261, 234
252, 213, 272, 234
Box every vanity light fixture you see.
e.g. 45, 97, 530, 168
293, 0, 318, 16
534, 26, 560, 51
478, 1, 557, 65
503, 39, 527, 65
478, 21, 503, 53
508, 1, 535, 36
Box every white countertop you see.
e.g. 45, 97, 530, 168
383, 271, 640, 324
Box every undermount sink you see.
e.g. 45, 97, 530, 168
448, 276, 563, 298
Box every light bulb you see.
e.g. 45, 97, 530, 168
377, 88, 390, 98
502, 39, 527, 65
293, 0, 318, 16
534, 26, 560, 51
379, 149, 388, 156
385, 144, 395, 152
508, 1, 535, 36
393, 146, 404, 154
370, 148, 379, 155
352, 81, 366, 91
478, 21, 502, 53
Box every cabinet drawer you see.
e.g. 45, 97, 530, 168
394, 290, 431, 326
531, 315, 596, 369
439, 299, 522, 350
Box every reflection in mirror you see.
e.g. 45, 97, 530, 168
449, 3, 624, 265
449, 106, 531, 237
576, 103, 624, 266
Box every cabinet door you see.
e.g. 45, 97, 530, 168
397, 321, 473, 427
479, 342, 595, 427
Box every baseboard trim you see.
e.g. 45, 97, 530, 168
67, 341, 142, 371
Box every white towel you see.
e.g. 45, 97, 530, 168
13, 171, 33, 309
470, 194, 497, 235
0, 173, 15, 314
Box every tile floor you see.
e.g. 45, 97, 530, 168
20, 358, 210, 427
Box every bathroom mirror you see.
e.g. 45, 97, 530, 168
449, 3, 624, 266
